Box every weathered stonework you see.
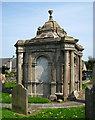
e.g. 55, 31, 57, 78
15, 10, 84, 100
12, 84, 28, 115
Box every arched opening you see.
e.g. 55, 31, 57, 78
36, 56, 50, 97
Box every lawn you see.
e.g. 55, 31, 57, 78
1, 81, 86, 119
1, 106, 85, 119
1, 92, 51, 104
5, 81, 16, 89
1, 81, 51, 104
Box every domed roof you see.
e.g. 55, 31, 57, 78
35, 10, 67, 39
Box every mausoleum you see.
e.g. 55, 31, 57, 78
15, 10, 84, 100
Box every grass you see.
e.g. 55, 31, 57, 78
82, 84, 87, 89
2, 81, 51, 104
1, 93, 12, 103
28, 97, 51, 104
1, 106, 85, 119
1, 92, 51, 104
5, 81, 16, 89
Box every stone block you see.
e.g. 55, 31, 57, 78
12, 84, 28, 115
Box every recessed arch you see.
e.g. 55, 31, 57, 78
33, 53, 51, 64
36, 56, 48, 83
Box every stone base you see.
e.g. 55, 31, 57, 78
55, 93, 64, 100
57, 99, 63, 103
68, 96, 76, 101
50, 95, 57, 101
63, 97, 68, 101
28, 93, 33, 97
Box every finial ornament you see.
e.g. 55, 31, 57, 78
48, 10, 53, 20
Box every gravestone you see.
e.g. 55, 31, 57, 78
12, 84, 28, 115
85, 64, 95, 119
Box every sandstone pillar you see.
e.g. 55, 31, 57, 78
49, 63, 56, 99
23, 52, 27, 88
16, 52, 22, 84
77, 56, 80, 91
27, 53, 32, 96
63, 51, 69, 101
70, 51, 74, 94
79, 56, 82, 90
33, 63, 36, 96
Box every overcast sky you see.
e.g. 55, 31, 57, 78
1, 2, 93, 60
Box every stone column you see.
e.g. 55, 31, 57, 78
63, 51, 69, 101
23, 52, 27, 87
27, 53, 32, 96
16, 52, 22, 84
62, 64, 64, 93
70, 51, 74, 94
77, 56, 80, 91
32, 63, 36, 97
79, 56, 82, 90
49, 63, 56, 99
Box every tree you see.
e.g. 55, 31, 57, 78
86, 56, 95, 70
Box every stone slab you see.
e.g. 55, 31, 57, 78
12, 84, 28, 115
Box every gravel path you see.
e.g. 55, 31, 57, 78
0, 101, 85, 109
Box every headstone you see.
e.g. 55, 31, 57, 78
93, 64, 95, 119
85, 63, 95, 119
12, 84, 28, 115
85, 85, 93, 119
93, 63, 95, 85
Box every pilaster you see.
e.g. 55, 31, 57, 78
27, 53, 32, 96
70, 51, 74, 94
79, 56, 82, 90
16, 52, 22, 84
63, 50, 69, 101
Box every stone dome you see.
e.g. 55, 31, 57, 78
35, 10, 67, 39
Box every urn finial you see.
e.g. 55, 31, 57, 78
48, 10, 53, 20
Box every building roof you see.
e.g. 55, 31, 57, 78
31, 10, 67, 39
14, 10, 84, 52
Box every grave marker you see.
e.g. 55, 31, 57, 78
12, 84, 28, 115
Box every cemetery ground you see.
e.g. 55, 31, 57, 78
0, 79, 93, 119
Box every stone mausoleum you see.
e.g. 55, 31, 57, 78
15, 10, 84, 100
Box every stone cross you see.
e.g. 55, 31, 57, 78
12, 84, 28, 115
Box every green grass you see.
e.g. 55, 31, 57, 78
82, 84, 87, 89
90, 78, 93, 82
1, 93, 12, 103
1, 92, 51, 104
1, 108, 23, 118
2, 81, 51, 104
28, 97, 51, 104
1, 106, 85, 119
5, 81, 16, 89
